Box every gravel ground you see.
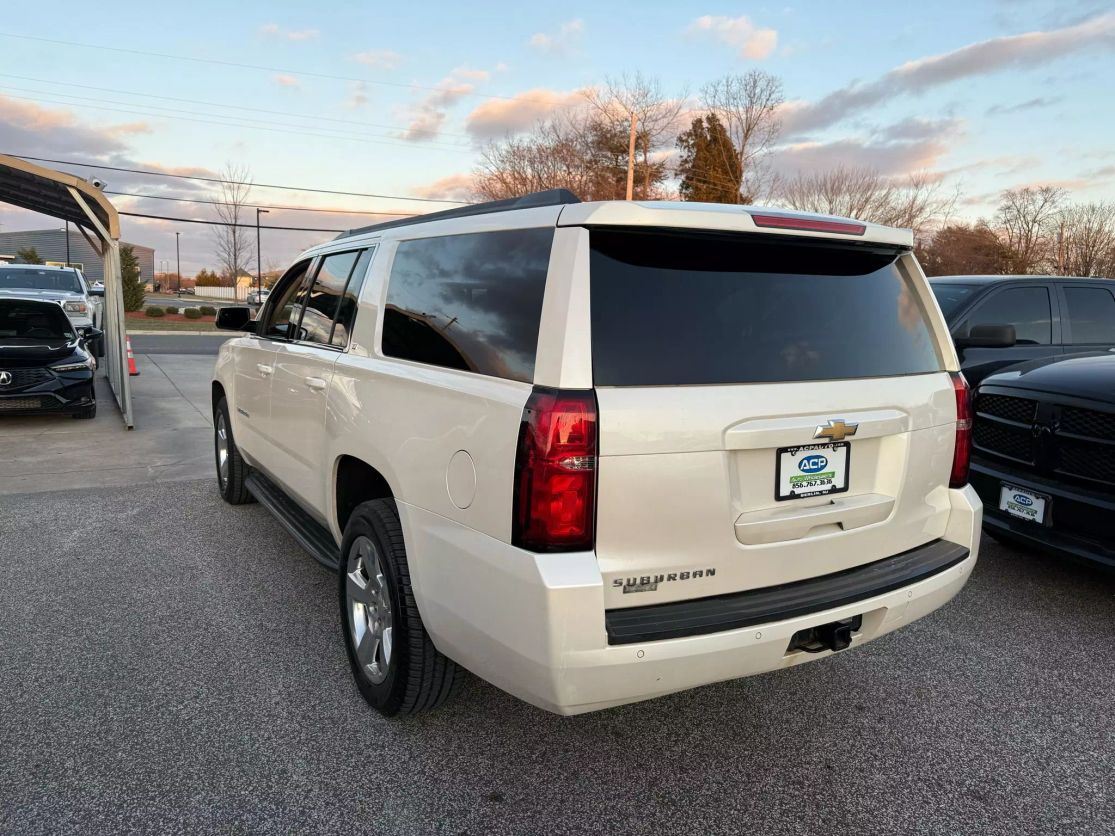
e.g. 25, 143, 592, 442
1, 479, 1112, 835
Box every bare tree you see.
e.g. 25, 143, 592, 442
474, 111, 670, 202
1056, 202, 1115, 277
700, 71, 784, 201
777, 166, 955, 240
583, 73, 686, 200
994, 186, 1064, 274
213, 162, 255, 284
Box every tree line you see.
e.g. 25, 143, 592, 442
471, 71, 1115, 278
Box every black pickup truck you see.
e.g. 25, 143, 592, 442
970, 352, 1115, 571
929, 275, 1115, 387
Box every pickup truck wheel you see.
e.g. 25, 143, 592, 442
340, 499, 464, 716
214, 397, 252, 505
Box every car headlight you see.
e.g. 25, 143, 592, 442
63, 301, 89, 314
52, 359, 94, 372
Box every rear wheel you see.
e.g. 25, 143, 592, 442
339, 499, 464, 716
214, 397, 252, 504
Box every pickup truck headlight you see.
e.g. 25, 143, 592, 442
51, 358, 94, 372
63, 301, 89, 314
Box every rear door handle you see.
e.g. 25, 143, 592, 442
256, 363, 273, 376
305, 376, 327, 391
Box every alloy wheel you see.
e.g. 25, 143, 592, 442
345, 535, 393, 685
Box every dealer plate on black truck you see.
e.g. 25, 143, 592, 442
777, 442, 850, 500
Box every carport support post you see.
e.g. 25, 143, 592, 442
68, 186, 134, 428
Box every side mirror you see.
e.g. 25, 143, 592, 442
956, 323, 1016, 349
80, 326, 104, 341
215, 306, 257, 332
88, 287, 105, 297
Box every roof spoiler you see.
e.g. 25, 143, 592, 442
334, 188, 582, 240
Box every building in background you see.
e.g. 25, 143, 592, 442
0, 228, 155, 283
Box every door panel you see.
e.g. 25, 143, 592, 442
267, 342, 338, 516
230, 337, 278, 463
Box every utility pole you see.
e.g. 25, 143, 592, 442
625, 112, 638, 201
175, 232, 181, 294
256, 208, 269, 298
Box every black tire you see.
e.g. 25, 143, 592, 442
339, 499, 464, 716
214, 396, 252, 505
72, 401, 96, 420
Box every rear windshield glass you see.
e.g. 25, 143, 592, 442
590, 230, 942, 386
929, 282, 980, 318
0, 268, 83, 294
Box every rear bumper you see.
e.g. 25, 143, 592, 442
402, 486, 981, 715
971, 459, 1115, 572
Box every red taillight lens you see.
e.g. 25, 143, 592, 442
512, 388, 597, 552
750, 213, 867, 236
950, 372, 972, 488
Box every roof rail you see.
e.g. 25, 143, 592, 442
334, 188, 581, 239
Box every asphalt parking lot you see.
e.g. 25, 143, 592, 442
1, 476, 1112, 835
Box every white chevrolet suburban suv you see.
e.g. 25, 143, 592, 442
212, 190, 982, 717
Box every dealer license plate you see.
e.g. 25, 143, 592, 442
999, 484, 1048, 524
777, 442, 850, 500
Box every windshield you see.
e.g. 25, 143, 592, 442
929, 282, 980, 319
0, 300, 76, 341
590, 229, 943, 386
0, 267, 83, 294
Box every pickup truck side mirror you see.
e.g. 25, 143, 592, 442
956, 323, 1016, 349
80, 326, 104, 341
88, 287, 105, 297
215, 306, 257, 332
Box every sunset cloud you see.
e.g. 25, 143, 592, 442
686, 15, 778, 60
529, 19, 584, 54
465, 88, 586, 140
398, 68, 492, 142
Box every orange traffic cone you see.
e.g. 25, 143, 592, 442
126, 336, 140, 376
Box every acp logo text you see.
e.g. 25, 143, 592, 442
798, 454, 829, 474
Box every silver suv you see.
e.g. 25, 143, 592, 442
212, 190, 982, 716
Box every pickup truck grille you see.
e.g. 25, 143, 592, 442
973, 393, 1036, 464
974, 392, 1115, 488
0, 368, 54, 391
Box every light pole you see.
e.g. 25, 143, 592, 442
256, 208, 269, 298
64, 220, 71, 266
175, 232, 181, 294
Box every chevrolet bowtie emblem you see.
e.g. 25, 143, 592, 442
814, 419, 858, 442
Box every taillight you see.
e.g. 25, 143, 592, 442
950, 372, 972, 488
512, 388, 597, 552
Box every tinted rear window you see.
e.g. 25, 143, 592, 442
590, 230, 942, 386
929, 282, 980, 318
382, 228, 553, 383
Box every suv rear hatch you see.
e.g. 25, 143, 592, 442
588, 228, 959, 609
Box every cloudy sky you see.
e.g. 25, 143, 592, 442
0, 0, 1113, 274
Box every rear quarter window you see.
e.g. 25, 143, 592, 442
381, 228, 553, 383
590, 229, 943, 386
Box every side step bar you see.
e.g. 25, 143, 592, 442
245, 471, 341, 571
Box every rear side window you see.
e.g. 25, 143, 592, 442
382, 228, 553, 383
967, 286, 1051, 345
1063, 286, 1115, 344
590, 230, 942, 386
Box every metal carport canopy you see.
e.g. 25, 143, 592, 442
0, 153, 133, 427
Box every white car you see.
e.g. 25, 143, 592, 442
246, 288, 270, 306
0, 263, 100, 333
212, 191, 982, 716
